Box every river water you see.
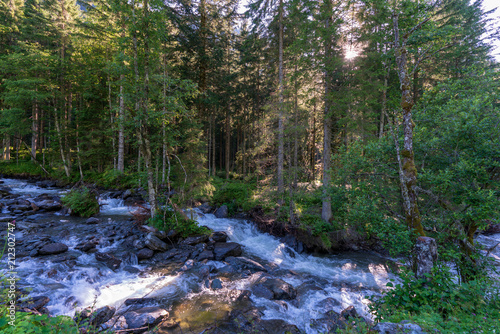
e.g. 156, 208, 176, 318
1, 178, 498, 333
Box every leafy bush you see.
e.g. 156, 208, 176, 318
148, 207, 210, 237
369, 267, 500, 333
211, 181, 253, 212
61, 187, 100, 217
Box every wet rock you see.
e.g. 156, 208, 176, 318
36, 199, 62, 211
85, 217, 100, 224
38, 242, 68, 255
316, 297, 342, 312
122, 189, 133, 199
340, 305, 359, 321
198, 202, 212, 214
225, 256, 267, 273
179, 259, 195, 272
124, 298, 158, 306
95, 252, 122, 271
133, 238, 146, 250
214, 205, 229, 218
213, 242, 242, 260
181, 234, 209, 246
217, 264, 239, 277
0, 215, 15, 222
123, 266, 141, 274
76, 241, 98, 252
0, 186, 11, 196
254, 277, 296, 300
310, 310, 346, 333
210, 278, 223, 290
372, 321, 425, 334
415, 236, 438, 279
145, 232, 168, 252
101, 315, 128, 331
252, 284, 274, 299
18, 296, 50, 310
10, 203, 31, 211
196, 250, 215, 261
36, 180, 56, 188
210, 231, 228, 243
123, 306, 168, 332
137, 248, 154, 260
89, 306, 115, 327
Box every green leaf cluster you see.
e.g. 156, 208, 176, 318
148, 207, 210, 238
61, 187, 100, 217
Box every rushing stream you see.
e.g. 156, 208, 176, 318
1, 178, 499, 333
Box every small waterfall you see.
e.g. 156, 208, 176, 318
99, 194, 130, 215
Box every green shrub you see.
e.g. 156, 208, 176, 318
148, 207, 210, 237
369, 266, 500, 333
211, 182, 252, 212
61, 187, 100, 217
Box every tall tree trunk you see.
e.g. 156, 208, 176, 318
225, 108, 230, 179
277, 0, 284, 197
118, 74, 125, 172
32, 97, 39, 160
379, 63, 389, 138
392, 11, 425, 236
141, 0, 157, 217
322, 15, 333, 222
3, 135, 11, 160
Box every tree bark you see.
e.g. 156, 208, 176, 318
322, 13, 333, 222
277, 0, 284, 197
392, 11, 425, 236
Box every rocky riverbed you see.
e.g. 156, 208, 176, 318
4, 177, 488, 333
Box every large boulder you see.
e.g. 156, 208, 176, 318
38, 243, 68, 255
145, 233, 168, 252
123, 306, 168, 332
214, 205, 229, 218
36, 200, 62, 212
95, 252, 122, 271
253, 277, 296, 300
137, 248, 154, 260
18, 296, 50, 310
89, 306, 115, 327
180, 234, 209, 246
213, 242, 242, 260
210, 231, 228, 243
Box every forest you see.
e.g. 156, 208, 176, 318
1, 0, 500, 332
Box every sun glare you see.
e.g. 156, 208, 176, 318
345, 49, 358, 60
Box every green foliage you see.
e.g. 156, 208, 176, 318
87, 168, 139, 190
0, 160, 45, 177
369, 267, 500, 333
211, 179, 255, 213
148, 207, 210, 238
61, 187, 100, 217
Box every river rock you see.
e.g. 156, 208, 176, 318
414, 236, 438, 279
85, 217, 100, 224
214, 205, 229, 218
36, 180, 56, 188
340, 305, 359, 320
372, 321, 425, 334
38, 242, 68, 255
196, 249, 215, 261
145, 232, 168, 252
310, 310, 346, 333
210, 231, 228, 243
95, 252, 122, 270
124, 298, 158, 306
213, 242, 242, 260
225, 256, 267, 272
253, 277, 296, 300
198, 202, 212, 214
89, 306, 115, 327
137, 248, 154, 260
0, 215, 15, 222
76, 241, 98, 252
181, 234, 209, 245
101, 315, 128, 332
36, 199, 62, 211
0, 186, 11, 196
18, 296, 50, 310
123, 306, 168, 332
122, 189, 133, 199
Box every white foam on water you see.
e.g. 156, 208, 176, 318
99, 196, 131, 216
1, 179, 64, 195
